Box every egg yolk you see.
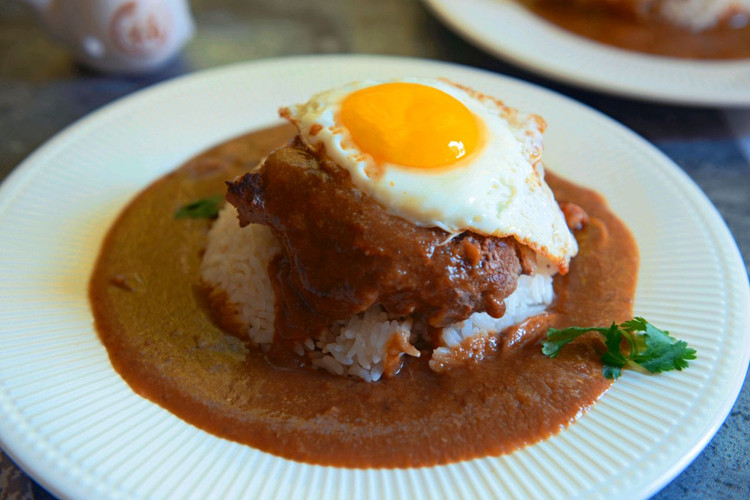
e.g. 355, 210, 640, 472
340, 83, 479, 168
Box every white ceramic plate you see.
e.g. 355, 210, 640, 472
0, 55, 748, 500
422, 0, 750, 106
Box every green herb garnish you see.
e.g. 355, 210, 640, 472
542, 317, 697, 380
175, 195, 223, 219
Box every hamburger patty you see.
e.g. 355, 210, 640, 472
226, 138, 531, 343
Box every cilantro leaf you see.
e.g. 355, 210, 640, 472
542, 326, 608, 357
175, 195, 223, 219
600, 323, 628, 372
602, 364, 622, 380
621, 317, 649, 332
542, 317, 696, 380
630, 321, 697, 373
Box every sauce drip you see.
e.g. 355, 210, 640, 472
89, 125, 638, 467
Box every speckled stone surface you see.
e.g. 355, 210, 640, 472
0, 1, 748, 499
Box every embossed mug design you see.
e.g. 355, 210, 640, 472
26, 0, 194, 73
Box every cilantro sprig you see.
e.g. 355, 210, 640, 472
175, 195, 223, 219
542, 317, 697, 380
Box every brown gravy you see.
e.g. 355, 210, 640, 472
522, 0, 750, 59
89, 125, 638, 467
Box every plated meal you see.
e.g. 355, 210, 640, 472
422, 0, 750, 105
522, 0, 750, 59
89, 77, 694, 466
1, 57, 748, 499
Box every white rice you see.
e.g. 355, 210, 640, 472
201, 205, 280, 345
201, 205, 555, 382
438, 272, 554, 349
309, 308, 417, 382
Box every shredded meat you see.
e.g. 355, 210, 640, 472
226, 138, 532, 345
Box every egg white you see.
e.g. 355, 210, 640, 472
281, 78, 577, 273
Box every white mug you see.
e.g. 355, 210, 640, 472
26, 0, 194, 74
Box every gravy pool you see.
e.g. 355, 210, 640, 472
89, 125, 638, 467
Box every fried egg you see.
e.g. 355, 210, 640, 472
281, 78, 577, 273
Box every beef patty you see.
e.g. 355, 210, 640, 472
226, 138, 533, 345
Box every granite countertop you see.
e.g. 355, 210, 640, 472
1, 0, 748, 498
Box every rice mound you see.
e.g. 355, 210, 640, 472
201, 205, 555, 382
